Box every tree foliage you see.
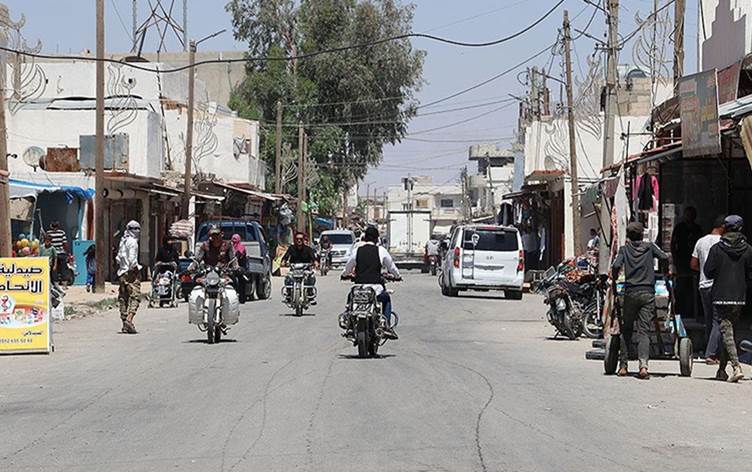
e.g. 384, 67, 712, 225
226, 0, 425, 215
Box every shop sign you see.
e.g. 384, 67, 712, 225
717, 61, 741, 104
0, 257, 52, 354
740, 116, 752, 171
679, 70, 722, 158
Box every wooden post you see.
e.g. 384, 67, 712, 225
563, 10, 583, 256
296, 123, 305, 231
673, 0, 685, 94
275, 100, 282, 193
182, 40, 196, 219
94, 0, 106, 290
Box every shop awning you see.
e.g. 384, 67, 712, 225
431, 224, 453, 235
9, 178, 94, 201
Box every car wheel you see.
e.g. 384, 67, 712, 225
506, 290, 523, 300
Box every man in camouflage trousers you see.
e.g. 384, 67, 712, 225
116, 220, 142, 334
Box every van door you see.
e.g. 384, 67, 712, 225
460, 228, 520, 284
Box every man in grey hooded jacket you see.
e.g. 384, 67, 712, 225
612, 222, 670, 379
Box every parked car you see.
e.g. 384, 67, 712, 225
318, 229, 356, 267
438, 224, 524, 299
195, 220, 272, 300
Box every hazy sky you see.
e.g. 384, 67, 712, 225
6, 0, 700, 192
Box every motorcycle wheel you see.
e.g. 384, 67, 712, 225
582, 310, 603, 339
679, 337, 693, 377
369, 337, 379, 358
356, 328, 369, 358
206, 299, 216, 344
563, 311, 580, 340
214, 325, 222, 344
295, 305, 303, 317
431, 264, 437, 276
256, 273, 272, 300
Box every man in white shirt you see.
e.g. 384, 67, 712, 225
342, 226, 401, 339
116, 220, 142, 334
691, 216, 725, 364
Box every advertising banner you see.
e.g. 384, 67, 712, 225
679, 70, 722, 158
0, 257, 52, 354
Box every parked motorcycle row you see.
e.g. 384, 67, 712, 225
533, 260, 606, 341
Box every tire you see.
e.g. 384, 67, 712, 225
604, 334, 620, 375
206, 299, 216, 344
506, 290, 523, 300
356, 324, 369, 359
246, 277, 257, 302
369, 337, 379, 358
295, 305, 303, 317
582, 310, 603, 339
214, 325, 222, 343
256, 273, 272, 300
679, 337, 693, 377
431, 264, 437, 276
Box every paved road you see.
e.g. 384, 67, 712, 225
2, 274, 750, 471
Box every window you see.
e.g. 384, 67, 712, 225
463, 229, 518, 251
324, 233, 353, 245
440, 199, 454, 208
415, 199, 429, 209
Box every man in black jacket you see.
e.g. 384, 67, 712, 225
612, 222, 670, 379
704, 215, 752, 383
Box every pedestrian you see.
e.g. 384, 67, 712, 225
690, 216, 725, 364
116, 220, 142, 334
521, 223, 539, 271
230, 233, 248, 304
703, 215, 752, 383
46, 221, 69, 283
611, 221, 670, 379
38, 234, 58, 272
84, 244, 96, 293
671, 206, 702, 317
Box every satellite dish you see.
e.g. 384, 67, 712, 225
22, 146, 45, 171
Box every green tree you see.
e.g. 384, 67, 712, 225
226, 0, 424, 215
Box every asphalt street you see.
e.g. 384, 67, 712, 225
2, 273, 750, 471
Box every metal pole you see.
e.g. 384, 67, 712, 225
275, 100, 282, 193
296, 122, 305, 231
0, 41, 10, 256
673, 0, 685, 94
95, 0, 106, 290
182, 40, 196, 219
599, 0, 619, 273
564, 10, 583, 256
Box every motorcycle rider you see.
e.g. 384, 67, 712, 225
282, 232, 318, 305
342, 226, 401, 340
425, 237, 440, 271
319, 235, 333, 268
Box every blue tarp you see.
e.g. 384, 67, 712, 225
9, 178, 95, 203
314, 217, 334, 229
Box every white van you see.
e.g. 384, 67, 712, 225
319, 229, 356, 267
439, 225, 524, 299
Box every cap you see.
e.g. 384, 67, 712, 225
724, 215, 743, 229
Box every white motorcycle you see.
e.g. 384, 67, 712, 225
188, 263, 240, 344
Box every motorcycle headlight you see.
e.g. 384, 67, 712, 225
556, 298, 567, 311
206, 271, 221, 287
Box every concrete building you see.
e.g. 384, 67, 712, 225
699, 0, 752, 72
468, 144, 515, 214
386, 176, 465, 235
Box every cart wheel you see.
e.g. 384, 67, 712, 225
604, 334, 620, 375
679, 337, 693, 377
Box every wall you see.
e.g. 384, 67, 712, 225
699, 0, 752, 72
386, 180, 464, 226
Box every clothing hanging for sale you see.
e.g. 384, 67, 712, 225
634, 174, 659, 211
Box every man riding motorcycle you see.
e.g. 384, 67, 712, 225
282, 232, 318, 305
342, 226, 401, 339
195, 225, 237, 270
319, 235, 333, 267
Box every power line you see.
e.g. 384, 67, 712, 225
0, 1, 566, 75
618, 0, 678, 47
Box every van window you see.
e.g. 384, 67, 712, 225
463, 229, 518, 251
325, 233, 353, 245
197, 223, 257, 242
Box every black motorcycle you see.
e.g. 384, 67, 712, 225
544, 282, 583, 340
340, 274, 400, 358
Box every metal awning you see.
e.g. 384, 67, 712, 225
213, 181, 281, 201
9, 178, 95, 201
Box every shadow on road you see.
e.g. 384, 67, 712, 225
337, 353, 396, 360
182, 338, 239, 344
279, 312, 317, 317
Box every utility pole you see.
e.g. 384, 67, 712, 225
0, 35, 10, 256
95, 0, 106, 291
296, 122, 305, 231
275, 100, 283, 193
673, 0, 685, 94
132, 0, 138, 52
181, 39, 196, 219
599, 0, 619, 273
563, 10, 583, 256
182, 0, 188, 52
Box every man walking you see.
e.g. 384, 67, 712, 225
703, 215, 752, 383
46, 222, 68, 283
611, 222, 670, 379
690, 216, 724, 364
116, 221, 142, 334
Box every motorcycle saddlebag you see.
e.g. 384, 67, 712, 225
222, 287, 241, 325
188, 287, 204, 324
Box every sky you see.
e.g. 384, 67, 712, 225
6, 0, 701, 194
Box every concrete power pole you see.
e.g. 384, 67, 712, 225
95, 0, 106, 290
599, 0, 619, 273
132, 0, 138, 52
296, 122, 305, 231
275, 100, 283, 193
673, 0, 685, 94
563, 10, 583, 256
183, 0, 188, 52
181, 39, 196, 219
0, 37, 10, 256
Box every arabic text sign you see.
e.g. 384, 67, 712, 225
0, 257, 52, 354
679, 70, 722, 158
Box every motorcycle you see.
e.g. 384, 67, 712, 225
544, 281, 583, 340
282, 263, 316, 317
428, 254, 439, 276
339, 274, 400, 358
188, 262, 240, 344
319, 249, 331, 276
